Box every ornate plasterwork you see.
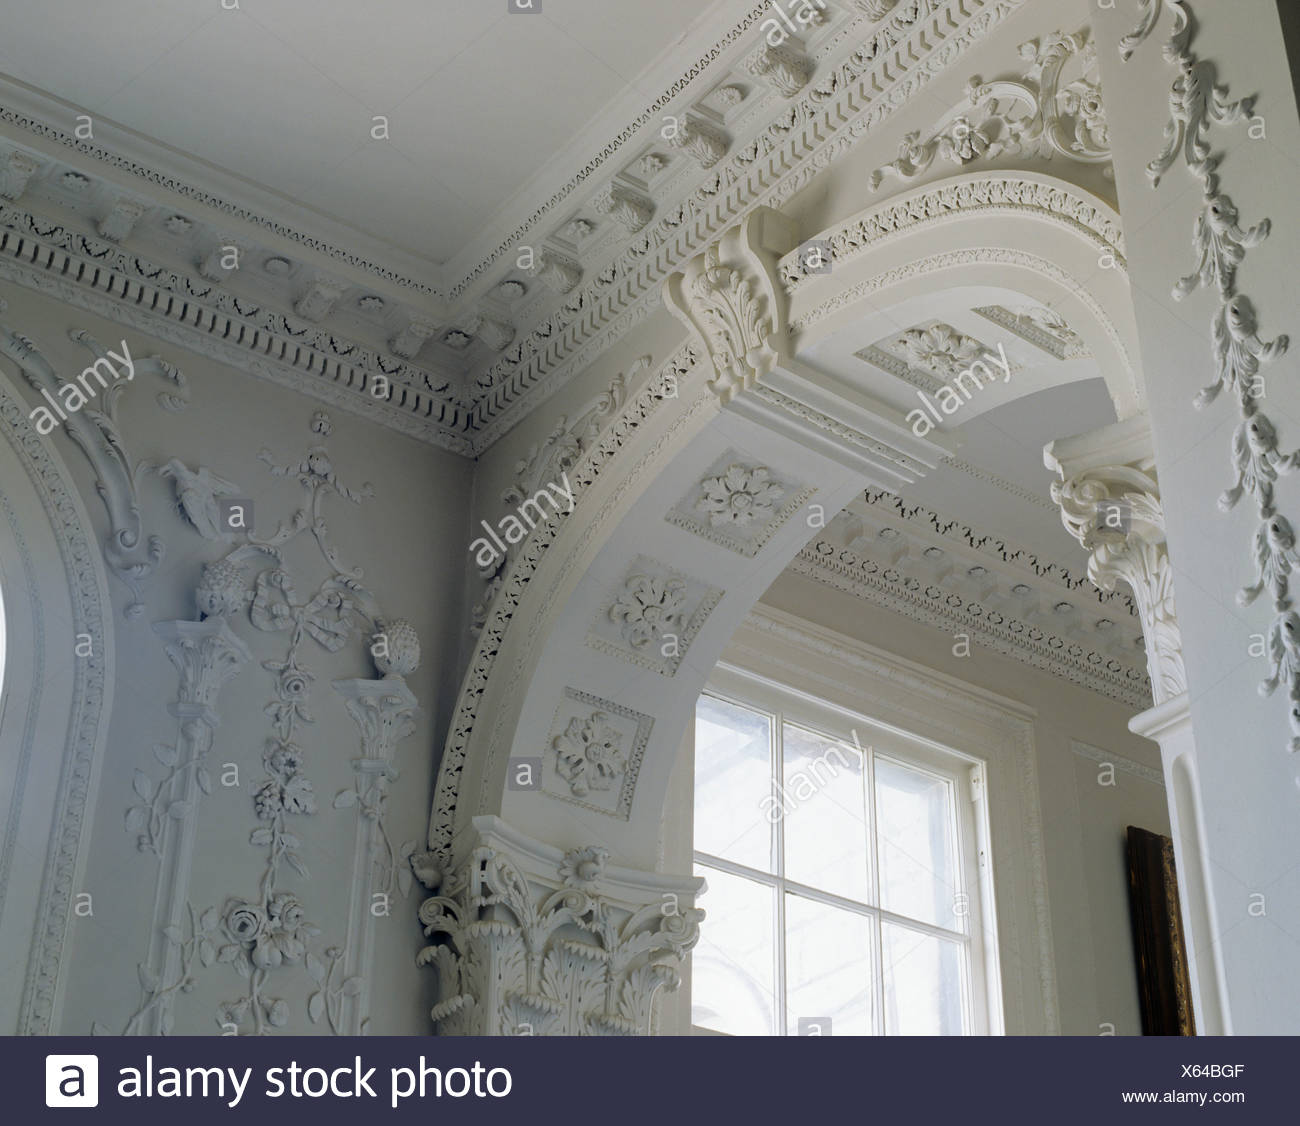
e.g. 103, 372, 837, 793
667, 119, 730, 169
868, 29, 1110, 191
1122, 0, 1297, 750
788, 241, 1141, 416
858, 0, 902, 19
0, 148, 40, 199
666, 240, 773, 401
973, 303, 1090, 360
470, 0, 1030, 449
0, 1, 1027, 452
471, 360, 642, 635
414, 830, 702, 1036
855, 343, 944, 394
331, 623, 423, 1035
663, 209, 791, 405
432, 346, 702, 862
117, 617, 252, 1035
854, 317, 1023, 397
792, 493, 1151, 708
106, 411, 424, 1037
742, 43, 814, 99
0, 375, 111, 1036
587, 555, 724, 676
0, 206, 470, 451
781, 173, 1126, 292
542, 689, 653, 820
592, 186, 654, 235
0, 312, 189, 616
665, 450, 813, 557
893, 321, 1001, 378
1048, 460, 1185, 705
528, 253, 582, 295
133, 621, 250, 852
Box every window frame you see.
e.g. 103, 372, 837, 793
691, 660, 1004, 1036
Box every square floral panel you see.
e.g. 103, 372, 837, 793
541, 689, 653, 819
587, 555, 723, 676
664, 449, 813, 557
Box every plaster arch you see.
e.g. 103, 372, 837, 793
429, 212, 948, 877
0, 352, 114, 1035
782, 171, 1145, 421
427, 173, 1143, 878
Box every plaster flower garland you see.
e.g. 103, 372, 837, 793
1122, 0, 1298, 753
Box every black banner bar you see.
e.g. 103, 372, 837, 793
15, 1036, 1286, 1122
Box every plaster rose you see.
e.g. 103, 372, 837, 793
695, 464, 785, 527
223, 901, 266, 946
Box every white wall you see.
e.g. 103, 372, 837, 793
0, 281, 472, 1035
755, 570, 1170, 1035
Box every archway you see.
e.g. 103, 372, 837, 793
0, 349, 114, 1034
419, 172, 1137, 1035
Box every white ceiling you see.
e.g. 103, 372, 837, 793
0, 0, 739, 267
911, 376, 1119, 560
801, 284, 1120, 566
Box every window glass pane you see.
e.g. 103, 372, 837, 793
781, 723, 870, 903
694, 695, 773, 871
875, 756, 960, 931
692, 864, 777, 1035
881, 922, 966, 1035
784, 893, 875, 1035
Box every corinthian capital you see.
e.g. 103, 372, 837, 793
415, 816, 703, 1036
153, 617, 252, 725
662, 207, 796, 405
1045, 414, 1187, 704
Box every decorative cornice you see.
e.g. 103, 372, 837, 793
972, 302, 1091, 360
0, 2, 1029, 453
854, 488, 1142, 607
0, 207, 473, 453
468, 0, 1030, 450
790, 501, 1149, 712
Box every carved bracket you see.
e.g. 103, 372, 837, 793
663, 207, 796, 405
1046, 416, 1187, 705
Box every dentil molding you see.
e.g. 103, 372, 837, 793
793, 488, 1152, 708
